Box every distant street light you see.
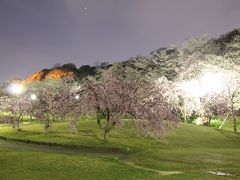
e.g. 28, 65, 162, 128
75, 95, 80, 100
30, 94, 37, 100
7, 83, 25, 95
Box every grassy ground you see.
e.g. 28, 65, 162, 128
221, 116, 240, 131
0, 119, 240, 179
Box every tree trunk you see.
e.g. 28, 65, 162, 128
11, 117, 15, 129
208, 116, 212, 127
233, 116, 237, 132
96, 106, 102, 128
44, 119, 50, 134
12, 116, 21, 131
61, 114, 66, 121
231, 104, 237, 132
15, 120, 21, 131
106, 108, 110, 123
104, 108, 110, 142
69, 119, 78, 134
104, 130, 109, 142
184, 105, 187, 122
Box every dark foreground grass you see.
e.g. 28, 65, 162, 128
0, 148, 160, 180
0, 120, 239, 179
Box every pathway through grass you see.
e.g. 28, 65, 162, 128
0, 138, 182, 176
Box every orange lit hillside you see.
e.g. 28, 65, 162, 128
26, 69, 77, 83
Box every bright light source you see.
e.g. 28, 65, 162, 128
75, 95, 80, 100
179, 71, 226, 98
179, 79, 202, 98
7, 83, 25, 95
30, 94, 37, 100
200, 72, 224, 94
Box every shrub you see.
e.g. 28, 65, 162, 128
210, 119, 222, 128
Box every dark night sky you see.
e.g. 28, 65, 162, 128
0, 0, 240, 83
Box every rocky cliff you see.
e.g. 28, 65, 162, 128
26, 69, 77, 83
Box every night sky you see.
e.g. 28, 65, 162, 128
0, 0, 240, 83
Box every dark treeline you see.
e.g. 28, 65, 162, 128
1, 28, 239, 87
54, 28, 240, 81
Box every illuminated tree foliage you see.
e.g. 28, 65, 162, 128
29, 78, 83, 133
82, 68, 180, 141
0, 95, 33, 130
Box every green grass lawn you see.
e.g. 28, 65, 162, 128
221, 117, 240, 131
0, 119, 240, 179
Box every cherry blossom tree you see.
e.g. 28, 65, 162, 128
29, 78, 83, 133
0, 95, 33, 131
198, 69, 240, 131
222, 72, 240, 132
200, 93, 228, 126
82, 68, 180, 141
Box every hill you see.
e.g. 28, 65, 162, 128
117, 28, 240, 80
25, 63, 110, 83
26, 69, 77, 83
23, 28, 240, 82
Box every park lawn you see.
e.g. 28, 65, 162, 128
0, 120, 239, 179
221, 117, 240, 131
0, 147, 160, 180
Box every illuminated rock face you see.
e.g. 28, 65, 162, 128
45, 69, 75, 79
26, 69, 49, 82
26, 69, 76, 83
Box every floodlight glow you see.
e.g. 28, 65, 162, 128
30, 94, 37, 100
179, 79, 202, 98
75, 95, 80, 100
179, 72, 226, 98
7, 84, 25, 95
200, 72, 224, 94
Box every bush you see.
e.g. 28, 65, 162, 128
188, 114, 198, 123
210, 119, 222, 128
192, 119, 197, 125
